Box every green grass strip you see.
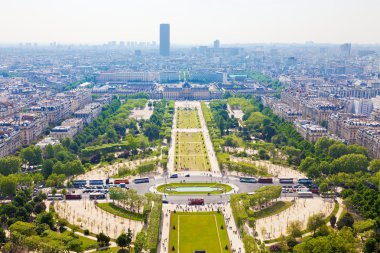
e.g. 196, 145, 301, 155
97, 202, 145, 221
253, 201, 293, 219
156, 182, 233, 195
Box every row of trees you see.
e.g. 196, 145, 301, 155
208, 100, 239, 136
141, 100, 174, 143
201, 102, 224, 153
109, 188, 146, 214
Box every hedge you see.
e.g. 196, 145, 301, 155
145, 194, 162, 252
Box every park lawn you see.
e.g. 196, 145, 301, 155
176, 132, 204, 142
253, 201, 293, 219
175, 132, 211, 171
175, 154, 210, 171
97, 202, 145, 221
169, 212, 231, 253
45, 230, 98, 250
177, 109, 201, 129
156, 183, 233, 195
178, 142, 206, 155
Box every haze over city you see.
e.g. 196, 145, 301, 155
0, 0, 379, 45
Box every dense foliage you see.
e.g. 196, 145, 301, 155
208, 95, 380, 251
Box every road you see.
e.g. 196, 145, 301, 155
125, 175, 301, 204
69, 174, 302, 204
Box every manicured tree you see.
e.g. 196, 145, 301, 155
126, 228, 132, 251
337, 213, 354, 230
0, 227, 6, 244
116, 233, 129, 251
307, 214, 325, 236
96, 232, 110, 247
364, 238, 377, 253
369, 159, 380, 172
35, 212, 55, 229
330, 215, 337, 228
319, 182, 329, 194
287, 221, 303, 239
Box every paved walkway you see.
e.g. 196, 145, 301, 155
230, 157, 306, 179
74, 156, 159, 180
158, 203, 245, 253
52, 199, 144, 239
226, 104, 244, 128
128, 101, 153, 120
264, 197, 344, 246
255, 196, 336, 241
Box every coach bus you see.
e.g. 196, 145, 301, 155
279, 178, 294, 184
114, 179, 129, 185
239, 177, 257, 183
188, 199, 204, 205
89, 179, 104, 186
297, 191, 313, 198
309, 185, 319, 194
73, 180, 87, 188
65, 194, 82, 200
89, 193, 106, 200
47, 194, 64, 201
258, 177, 273, 184
298, 178, 313, 185
133, 177, 150, 184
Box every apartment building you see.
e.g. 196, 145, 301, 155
356, 128, 380, 159
19, 113, 49, 146
0, 121, 22, 157
74, 103, 102, 124
295, 120, 328, 142
50, 118, 83, 139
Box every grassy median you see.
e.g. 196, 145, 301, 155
96, 202, 145, 221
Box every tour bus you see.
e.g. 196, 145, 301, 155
89, 179, 104, 186
279, 178, 294, 184
239, 177, 257, 183
89, 193, 106, 200
114, 179, 129, 185
73, 180, 87, 188
47, 194, 64, 201
188, 199, 204, 205
298, 178, 313, 185
309, 185, 320, 194
65, 194, 82, 200
258, 177, 273, 184
297, 191, 313, 198
133, 177, 150, 184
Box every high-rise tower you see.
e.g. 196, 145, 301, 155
160, 24, 170, 56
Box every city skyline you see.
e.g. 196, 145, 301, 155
0, 0, 379, 45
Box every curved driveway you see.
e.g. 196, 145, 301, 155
127, 175, 299, 204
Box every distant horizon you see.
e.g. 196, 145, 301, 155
1, 41, 380, 47
0, 0, 379, 45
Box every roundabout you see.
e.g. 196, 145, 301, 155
154, 182, 235, 195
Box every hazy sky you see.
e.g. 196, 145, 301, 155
0, 0, 379, 45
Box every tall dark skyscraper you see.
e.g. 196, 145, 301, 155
160, 24, 170, 56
